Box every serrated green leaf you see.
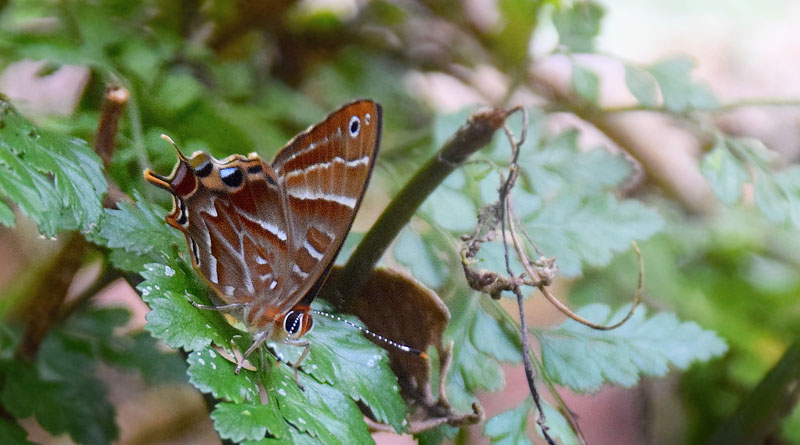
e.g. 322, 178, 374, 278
187, 347, 260, 403
553, 1, 605, 52
571, 63, 599, 104
624, 65, 659, 107
267, 366, 374, 445
138, 263, 233, 351
518, 129, 632, 200
445, 294, 507, 411
94, 192, 185, 272
301, 307, 408, 432
212, 401, 289, 442
485, 398, 533, 445
0, 419, 32, 445
0, 97, 107, 236
701, 137, 749, 204
647, 56, 718, 112
471, 305, 521, 363
524, 193, 663, 276
538, 304, 728, 393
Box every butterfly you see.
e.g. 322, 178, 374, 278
144, 100, 381, 378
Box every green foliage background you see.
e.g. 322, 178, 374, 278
0, 1, 797, 444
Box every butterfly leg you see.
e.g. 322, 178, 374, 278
235, 328, 271, 374
283, 339, 310, 390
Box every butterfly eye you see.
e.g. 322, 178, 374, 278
283, 310, 304, 337
348, 116, 360, 138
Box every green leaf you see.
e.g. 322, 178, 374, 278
187, 347, 260, 404
490, 0, 542, 68
301, 307, 408, 432
445, 294, 511, 411
394, 228, 445, 288
155, 73, 205, 113
94, 192, 185, 272
212, 401, 289, 443
0, 97, 107, 236
423, 185, 477, 232
701, 137, 749, 204
571, 63, 599, 104
485, 398, 533, 445
0, 199, 15, 228
647, 56, 718, 112
553, 1, 605, 52
624, 65, 659, 107
1, 333, 118, 445
538, 402, 580, 445
524, 193, 663, 276
0, 418, 33, 445
518, 129, 632, 200
267, 366, 374, 445
138, 263, 233, 351
538, 304, 728, 393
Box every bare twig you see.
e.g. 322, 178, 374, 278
95, 85, 131, 209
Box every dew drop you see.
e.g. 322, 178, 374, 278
242, 410, 252, 416
297, 417, 307, 425
198, 358, 206, 365
211, 363, 217, 370
278, 388, 287, 396
164, 266, 175, 276
209, 350, 217, 358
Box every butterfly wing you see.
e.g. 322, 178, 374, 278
145, 151, 293, 319
270, 99, 382, 309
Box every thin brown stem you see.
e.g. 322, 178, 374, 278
507, 201, 644, 330
15, 232, 87, 360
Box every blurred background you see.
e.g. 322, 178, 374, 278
1, 0, 800, 444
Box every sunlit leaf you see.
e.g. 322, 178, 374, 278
571, 63, 599, 105
0, 97, 107, 236
524, 193, 663, 276
553, 1, 605, 52
701, 137, 749, 204
538, 304, 728, 393
624, 65, 659, 107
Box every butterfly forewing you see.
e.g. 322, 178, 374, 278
144, 99, 381, 331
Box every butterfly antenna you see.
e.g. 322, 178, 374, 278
311, 310, 428, 359
160, 134, 188, 161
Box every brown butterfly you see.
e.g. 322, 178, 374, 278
144, 100, 381, 378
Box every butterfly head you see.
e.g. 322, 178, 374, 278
277, 308, 314, 340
